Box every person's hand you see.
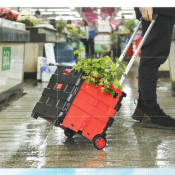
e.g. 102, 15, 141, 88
139, 7, 153, 22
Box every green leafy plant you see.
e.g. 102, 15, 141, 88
80, 31, 86, 36
72, 49, 126, 97
56, 19, 66, 38
111, 32, 116, 40
17, 16, 47, 27
111, 32, 121, 49
67, 29, 80, 40
124, 19, 135, 32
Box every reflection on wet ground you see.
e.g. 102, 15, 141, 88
0, 64, 175, 168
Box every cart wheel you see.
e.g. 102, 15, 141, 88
31, 113, 38, 119
93, 135, 106, 150
64, 128, 76, 138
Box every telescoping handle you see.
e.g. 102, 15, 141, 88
118, 14, 158, 85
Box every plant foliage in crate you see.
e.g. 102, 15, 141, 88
72, 49, 126, 97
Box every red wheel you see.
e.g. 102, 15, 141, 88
93, 136, 106, 149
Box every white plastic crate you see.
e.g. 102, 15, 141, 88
94, 34, 111, 42
44, 43, 56, 64
98, 25, 112, 33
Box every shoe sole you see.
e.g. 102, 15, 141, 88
132, 115, 143, 122
132, 108, 144, 122
142, 122, 175, 130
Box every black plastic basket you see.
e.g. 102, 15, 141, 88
31, 65, 84, 126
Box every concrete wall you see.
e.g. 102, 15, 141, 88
0, 42, 25, 93
24, 43, 45, 73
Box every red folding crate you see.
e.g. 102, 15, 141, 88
62, 80, 126, 149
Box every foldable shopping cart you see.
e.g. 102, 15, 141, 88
31, 15, 158, 149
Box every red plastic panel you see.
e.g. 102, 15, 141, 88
98, 92, 117, 108
82, 116, 105, 140
62, 105, 87, 132
95, 101, 111, 114
76, 89, 96, 105
79, 114, 91, 131
80, 81, 101, 99
90, 107, 110, 123
73, 96, 93, 114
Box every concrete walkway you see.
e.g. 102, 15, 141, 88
0, 64, 175, 168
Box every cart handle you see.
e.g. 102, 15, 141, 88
118, 14, 158, 85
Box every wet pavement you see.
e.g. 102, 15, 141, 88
0, 64, 175, 168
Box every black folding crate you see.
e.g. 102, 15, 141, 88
31, 65, 84, 126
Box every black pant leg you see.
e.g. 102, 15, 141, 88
84, 39, 89, 54
80, 38, 89, 54
91, 38, 94, 55
113, 48, 116, 58
139, 15, 174, 111
80, 38, 85, 47
89, 38, 92, 54
86, 39, 89, 54
116, 47, 121, 58
89, 38, 94, 55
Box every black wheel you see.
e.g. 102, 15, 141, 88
93, 135, 106, 150
64, 128, 76, 138
54, 116, 65, 127
31, 113, 38, 119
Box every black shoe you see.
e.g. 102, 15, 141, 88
142, 109, 175, 129
132, 98, 145, 122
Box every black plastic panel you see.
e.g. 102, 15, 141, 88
32, 65, 84, 124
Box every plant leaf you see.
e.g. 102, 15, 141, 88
90, 71, 99, 77
112, 80, 119, 89
72, 49, 124, 97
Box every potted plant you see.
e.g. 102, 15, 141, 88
55, 19, 67, 42
72, 49, 126, 97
